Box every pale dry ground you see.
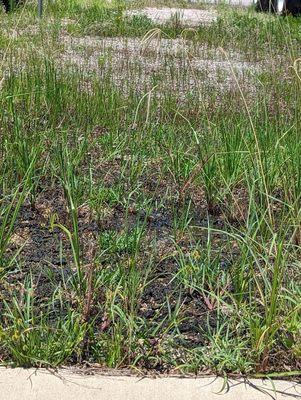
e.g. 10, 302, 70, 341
0, 368, 300, 400
2, 32, 260, 99
60, 35, 259, 98
126, 7, 218, 26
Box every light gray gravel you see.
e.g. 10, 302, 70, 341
61, 35, 259, 97
126, 7, 218, 26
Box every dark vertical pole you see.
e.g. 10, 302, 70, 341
38, 0, 43, 17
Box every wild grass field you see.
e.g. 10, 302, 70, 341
0, 0, 300, 377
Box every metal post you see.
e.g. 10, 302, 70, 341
38, 0, 43, 17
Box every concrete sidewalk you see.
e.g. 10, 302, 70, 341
0, 368, 300, 400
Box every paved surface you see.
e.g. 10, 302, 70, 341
0, 368, 300, 400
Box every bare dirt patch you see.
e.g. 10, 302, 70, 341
126, 7, 218, 26
61, 35, 259, 99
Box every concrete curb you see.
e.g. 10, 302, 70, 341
0, 368, 300, 400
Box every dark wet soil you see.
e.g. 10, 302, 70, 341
2, 159, 297, 373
